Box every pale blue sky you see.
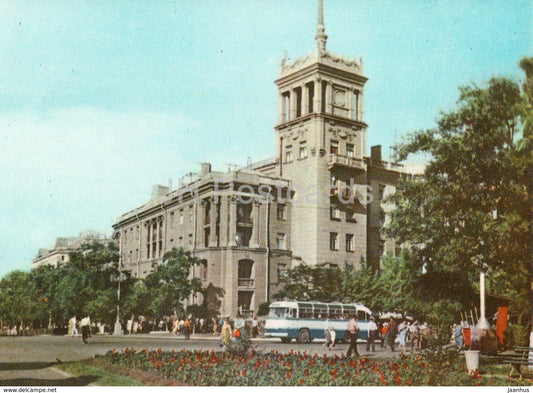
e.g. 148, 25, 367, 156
0, 0, 531, 278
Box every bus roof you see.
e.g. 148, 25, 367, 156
269, 301, 371, 315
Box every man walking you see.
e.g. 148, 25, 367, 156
365, 316, 378, 352
80, 315, 91, 344
346, 315, 360, 357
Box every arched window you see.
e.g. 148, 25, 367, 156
238, 259, 254, 287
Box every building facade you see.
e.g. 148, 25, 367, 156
32, 231, 110, 269
112, 1, 420, 317
113, 164, 292, 317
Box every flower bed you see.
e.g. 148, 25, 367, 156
102, 347, 530, 386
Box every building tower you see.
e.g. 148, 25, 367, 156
275, 0, 369, 268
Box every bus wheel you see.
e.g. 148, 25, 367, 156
281, 337, 292, 343
297, 328, 311, 343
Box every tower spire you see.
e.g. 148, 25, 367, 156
315, 0, 328, 53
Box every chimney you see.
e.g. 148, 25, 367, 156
201, 162, 211, 177
371, 145, 382, 163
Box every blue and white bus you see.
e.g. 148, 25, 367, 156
265, 301, 372, 343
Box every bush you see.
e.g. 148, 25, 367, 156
507, 323, 530, 347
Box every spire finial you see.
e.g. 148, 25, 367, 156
315, 0, 328, 53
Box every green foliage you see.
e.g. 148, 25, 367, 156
507, 323, 531, 347
386, 59, 533, 326
144, 247, 202, 318
257, 302, 270, 317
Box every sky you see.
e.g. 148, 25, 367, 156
0, 0, 531, 278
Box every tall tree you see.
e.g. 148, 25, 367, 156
144, 247, 202, 318
386, 58, 532, 325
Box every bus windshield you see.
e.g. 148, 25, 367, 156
268, 307, 296, 319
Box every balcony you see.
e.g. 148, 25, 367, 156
238, 278, 254, 287
327, 154, 365, 170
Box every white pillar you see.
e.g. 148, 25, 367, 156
478, 271, 489, 330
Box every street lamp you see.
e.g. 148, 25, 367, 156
477, 208, 498, 331
111, 266, 125, 336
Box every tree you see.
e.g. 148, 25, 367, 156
386, 58, 532, 325
0, 271, 39, 328
144, 247, 202, 318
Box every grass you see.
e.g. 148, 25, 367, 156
55, 358, 187, 386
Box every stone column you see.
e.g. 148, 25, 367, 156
228, 196, 237, 246
278, 92, 285, 124
302, 83, 309, 116
358, 90, 364, 122
348, 88, 354, 120
219, 195, 229, 246
198, 199, 206, 248
314, 78, 321, 114
249, 200, 261, 248
208, 196, 218, 247
325, 82, 332, 114
290, 89, 297, 120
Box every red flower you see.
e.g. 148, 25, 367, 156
299, 379, 304, 385
406, 378, 411, 386
305, 368, 309, 377
286, 371, 291, 379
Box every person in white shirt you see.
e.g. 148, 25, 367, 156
365, 316, 378, 352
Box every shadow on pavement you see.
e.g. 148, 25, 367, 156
0, 375, 100, 386
0, 362, 57, 371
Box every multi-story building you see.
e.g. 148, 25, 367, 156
113, 164, 292, 317
113, 0, 421, 316
32, 230, 110, 268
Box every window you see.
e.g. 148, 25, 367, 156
347, 143, 354, 158
277, 203, 286, 220
346, 210, 357, 222
330, 202, 340, 220
378, 185, 385, 201
178, 236, 183, 246
189, 205, 194, 222
346, 234, 354, 252
276, 233, 286, 250
330, 140, 339, 155
170, 212, 174, 227
285, 145, 293, 162
188, 233, 193, 245
277, 263, 288, 280
299, 141, 308, 159
329, 232, 339, 250
179, 209, 184, 224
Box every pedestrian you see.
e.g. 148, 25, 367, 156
252, 318, 259, 338
172, 318, 179, 335
409, 321, 420, 351
398, 320, 408, 352
328, 327, 336, 350
323, 319, 332, 348
199, 318, 205, 334
380, 321, 388, 348
454, 323, 464, 349
221, 319, 232, 348
346, 315, 360, 357
68, 315, 78, 336
212, 317, 218, 335
80, 316, 91, 344
386, 318, 397, 352
365, 316, 378, 352
184, 318, 191, 340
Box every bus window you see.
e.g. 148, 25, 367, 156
268, 308, 288, 319
284, 308, 296, 319
314, 308, 327, 319
329, 305, 342, 319
299, 307, 313, 319
357, 310, 368, 321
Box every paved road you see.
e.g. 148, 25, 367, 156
0, 334, 401, 385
